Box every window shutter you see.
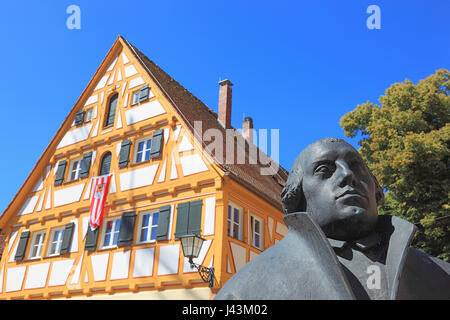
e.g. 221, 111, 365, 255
14, 230, 31, 261
150, 129, 164, 159
174, 202, 190, 238
74, 110, 85, 125
139, 84, 150, 102
54, 160, 67, 186
79, 152, 93, 178
60, 222, 75, 255
118, 140, 132, 168
85, 227, 99, 251
118, 211, 136, 246
105, 94, 118, 127
188, 200, 203, 235
156, 205, 171, 241
99, 152, 112, 176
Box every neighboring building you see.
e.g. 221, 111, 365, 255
0, 36, 288, 300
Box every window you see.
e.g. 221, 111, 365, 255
137, 211, 159, 243
227, 202, 243, 241
99, 152, 112, 176
250, 215, 264, 250
134, 137, 152, 163
47, 227, 65, 256
28, 230, 46, 259
104, 93, 118, 127
101, 217, 121, 248
131, 91, 140, 105
69, 157, 83, 181
85, 108, 93, 122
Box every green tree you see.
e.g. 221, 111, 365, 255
340, 69, 450, 261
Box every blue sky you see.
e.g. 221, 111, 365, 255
0, 1, 449, 214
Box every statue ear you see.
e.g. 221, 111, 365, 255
371, 173, 385, 205
281, 175, 305, 214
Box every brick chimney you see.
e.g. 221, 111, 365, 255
242, 117, 254, 144
218, 79, 233, 129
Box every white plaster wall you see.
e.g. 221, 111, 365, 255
119, 164, 159, 191
32, 176, 44, 192
178, 135, 194, 152
203, 197, 216, 236
57, 123, 93, 149
157, 159, 167, 183
70, 218, 79, 253
124, 65, 138, 78
24, 263, 50, 289
179, 154, 208, 176
53, 183, 85, 207
94, 76, 108, 91
128, 76, 145, 89
122, 52, 130, 64
157, 244, 180, 276
110, 250, 131, 280
276, 221, 288, 236
6, 266, 27, 292
133, 248, 155, 278
124, 99, 166, 125
229, 242, 246, 272
91, 254, 109, 281
71, 255, 83, 285
17, 195, 40, 216
48, 259, 74, 286
0, 264, 4, 293
84, 94, 99, 106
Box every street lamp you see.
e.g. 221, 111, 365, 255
180, 234, 215, 288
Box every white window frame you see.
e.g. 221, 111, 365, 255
133, 136, 152, 164
28, 230, 46, 259
131, 90, 140, 105
85, 108, 93, 122
227, 202, 243, 241
47, 227, 65, 256
69, 157, 83, 181
250, 214, 264, 250
100, 217, 121, 249
136, 210, 159, 244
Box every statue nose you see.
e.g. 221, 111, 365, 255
337, 162, 357, 187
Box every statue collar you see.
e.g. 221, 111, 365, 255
284, 212, 417, 299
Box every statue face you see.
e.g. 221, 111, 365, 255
301, 140, 378, 240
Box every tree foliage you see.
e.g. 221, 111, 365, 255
340, 69, 450, 261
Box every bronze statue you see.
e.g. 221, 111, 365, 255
215, 138, 450, 300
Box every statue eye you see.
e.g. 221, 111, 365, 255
314, 162, 334, 177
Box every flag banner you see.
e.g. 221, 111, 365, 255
89, 174, 112, 231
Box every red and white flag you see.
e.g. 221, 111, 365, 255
89, 174, 112, 231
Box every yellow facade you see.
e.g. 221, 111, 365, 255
0, 37, 287, 300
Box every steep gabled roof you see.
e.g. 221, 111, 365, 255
122, 37, 288, 209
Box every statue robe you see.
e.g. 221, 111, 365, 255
215, 213, 450, 300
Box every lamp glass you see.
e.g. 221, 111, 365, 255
180, 234, 205, 259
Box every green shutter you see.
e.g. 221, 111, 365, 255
118, 211, 136, 246
150, 129, 164, 159
105, 94, 118, 127
156, 205, 171, 241
118, 140, 132, 168
79, 152, 93, 178
15, 230, 30, 261
54, 160, 67, 186
60, 223, 75, 255
188, 200, 203, 235
139, 84, 150, 102
99, 152, 112, 176
74, 110, 85, 125
85, 227, 99, 251
174, 202, 190, 238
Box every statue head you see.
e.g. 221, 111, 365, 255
281, 138, 384, 240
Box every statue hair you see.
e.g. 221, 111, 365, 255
281, 138, 385, 214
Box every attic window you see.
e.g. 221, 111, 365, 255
131, 84, 150, 106
104, 93, 118, 128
